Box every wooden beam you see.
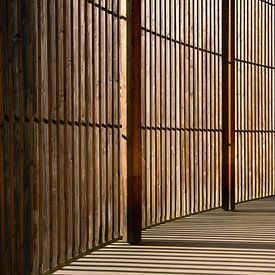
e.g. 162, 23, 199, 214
222, 0, 235, 211
0, 0, 7, 273
125, 0, 142, 243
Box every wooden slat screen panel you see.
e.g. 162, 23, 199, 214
141, 0, 223, 228
0, 0, 33, 273
1, 0, 275, 274
32, 0, 127, 273
235, 0, 275, 202
0, 0, 127, 274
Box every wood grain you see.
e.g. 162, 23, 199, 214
0, 0, 274, 274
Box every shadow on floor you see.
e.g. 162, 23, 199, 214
54, 197, 275, 275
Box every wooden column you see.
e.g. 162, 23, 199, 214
125, 0, 142, 243
222, 0, 235, 211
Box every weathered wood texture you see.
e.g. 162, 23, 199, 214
0, 0, 127, 274
32, 0, 126, 273
141, 0, 223, 227
235, 0, 275, 203
1, 0, 275, 274
0, 0, 33, 274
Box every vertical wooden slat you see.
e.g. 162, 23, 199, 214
251, 0, 256, 201
112, 0, 118, 239
31, 0, 40, 273
243, 0, 249, 201
180, 0, 186, 217
93, 2, 100, 247
263, 1, 266, 198
215, 0, 218, 206
79, 0, 87, 253
161, 0, 166, 222
0, 0, 9, 273
85, 0, 93, 251
57, 0, 66, 263
17, 0, 28, 271
141, 0, 146, 228
47, 0, 57, 268
217, 0, 221, 207
156, 0, 161, 222
0, 0, 5, 269
259, 0, 263, 198
185, 0, 191, 215
203, 0, 207, 211
210, 0, 215, 209
175, 0, 181, 218
10, 0, 19, 271
255, 0, 259, 199
120, 0, 127, 237
99, 0, 106, 244
166, 0, 171, 221
268, 2, 271, 197
106, 0, 113, 242
64, 0, 73, 260
72, 0, 80, 256
145, 0, 150, 227
236, 0, 242, 202
272, 1, 275, 196
150, 0, 155, 225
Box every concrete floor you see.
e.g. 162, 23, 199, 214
54, 197, 275, 275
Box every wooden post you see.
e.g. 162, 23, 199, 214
222, 0, 235, 211
125, 0, 142, 243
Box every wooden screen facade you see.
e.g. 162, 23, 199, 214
141, 0, 223, 227
235, 0, 275, 202
0, 0, 275, 274
0, 0, 127, 274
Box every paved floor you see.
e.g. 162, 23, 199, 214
54, 197, 275, 275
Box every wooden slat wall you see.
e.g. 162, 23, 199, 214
0, 0, 33, 273
141, 0, 223, 228
1, 0, 275, 274
235, 0, 275, 203
0, 0, 127, 274
33, 0, 127, 273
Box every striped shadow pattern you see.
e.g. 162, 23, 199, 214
54, 196, 275, 275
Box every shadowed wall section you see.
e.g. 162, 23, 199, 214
0, 0, 33, 273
